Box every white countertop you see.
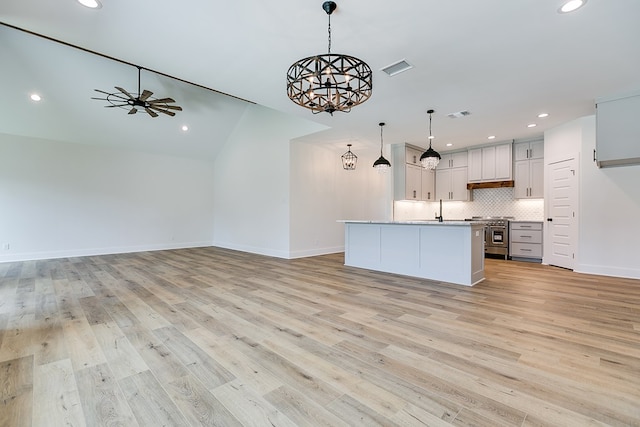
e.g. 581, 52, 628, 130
339, 220, 480, 226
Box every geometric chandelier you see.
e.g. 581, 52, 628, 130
286, 1, 373, 115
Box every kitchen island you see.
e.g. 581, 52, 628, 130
341, 220, 485, 286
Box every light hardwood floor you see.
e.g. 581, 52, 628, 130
1, 247, 639, 426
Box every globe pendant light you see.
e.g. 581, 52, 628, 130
373, 122, 391, 172
341, 143, 357, 170
286, 1, 373, 115
420, 109, 441, 169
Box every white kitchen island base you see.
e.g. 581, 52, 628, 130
343, 221, 485, 286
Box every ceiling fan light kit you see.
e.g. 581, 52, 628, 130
92, 66, 183, 118
287, 1, 372, 115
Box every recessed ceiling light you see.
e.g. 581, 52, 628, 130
78, 0, 102, 9
487, 135, 496, 140
527, 123, 537, 128
538, 113, 549, 118
30, 93, 41, 102
181, 125, 189, 132
446, 143, 453, 147
558, 0, 586, 13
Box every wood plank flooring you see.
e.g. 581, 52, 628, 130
1, 247, 639, 426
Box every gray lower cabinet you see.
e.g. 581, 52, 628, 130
509, 221, 542, 261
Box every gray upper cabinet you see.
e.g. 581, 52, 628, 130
392, 144, 435, 201
467, 142, 512, 182
595, 90, 640, 167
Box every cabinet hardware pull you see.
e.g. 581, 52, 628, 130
413, 190, 416, 198
521, 248, 532, 252
521, 235, 532, 238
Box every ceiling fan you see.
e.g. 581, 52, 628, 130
92, 66, 183, 117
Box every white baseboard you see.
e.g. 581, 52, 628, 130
0, 241, 212, 263
575, 263, 640, 280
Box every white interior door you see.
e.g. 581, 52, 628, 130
545, 158, 578, 269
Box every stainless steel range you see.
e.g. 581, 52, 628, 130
466, 216, 514, 259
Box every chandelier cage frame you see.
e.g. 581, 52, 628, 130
286, 1, 373, 115
341, 143, 357, 170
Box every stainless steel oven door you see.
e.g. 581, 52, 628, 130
489, 226, 507, 246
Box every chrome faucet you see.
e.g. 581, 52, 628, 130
435, 199, 444, 222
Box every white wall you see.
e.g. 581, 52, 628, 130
577, 116, 640, 279
544, 116, 640, 280
289, 142, 389, 258
0, 133, 216, 262
212, 104, 327, 258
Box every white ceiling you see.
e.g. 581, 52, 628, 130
1, 0, 639, 158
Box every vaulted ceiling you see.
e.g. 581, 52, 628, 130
2, 0, 639, 158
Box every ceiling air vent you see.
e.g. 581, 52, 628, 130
448, 110, 471, 118
380, 60, 413, 77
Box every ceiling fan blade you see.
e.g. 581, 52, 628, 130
149, 107, 176, 117
139, 90, 153, 101
148, 97, 175, 104
150, 104, 182, 111
105, 104, 128, 108
145, 107, 159, 118
94, 89, 114, 96
91, 97, 108, 101
115, 86, 135, 99
128, 107, 138, 115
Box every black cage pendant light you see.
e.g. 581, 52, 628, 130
420, 109, 442, 169
373, 122, 391, 172
286, 1, 373, 115
341, 143, 357, 170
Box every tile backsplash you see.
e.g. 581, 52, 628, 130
394, 187, 544, 221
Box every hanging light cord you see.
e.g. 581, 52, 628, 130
380, 124, 384, 155
428, 112, 433, 147
327, 12, 332, 54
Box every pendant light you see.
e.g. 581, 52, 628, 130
420, 109, 441, 169
341, 144, 357, 170
373, 122, 391, 172
286, 1, 373, 115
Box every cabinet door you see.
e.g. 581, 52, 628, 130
514, 160, 530, 198
450, 167, 469, 201
529, 140, 544, 159
435, 168, 451, 200
421, 169, 435, 200
529, 158, 544, 198
514, 143, 530, 161
467, 149, 483, 182
405, 164, 422, 200
451, 151, 468, 168
436, 154, 452, 169
494, 143, 512, 180
481, 146, 496, 180
405, 147, 422, 165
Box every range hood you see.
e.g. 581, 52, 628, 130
466, 180, 514, 190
